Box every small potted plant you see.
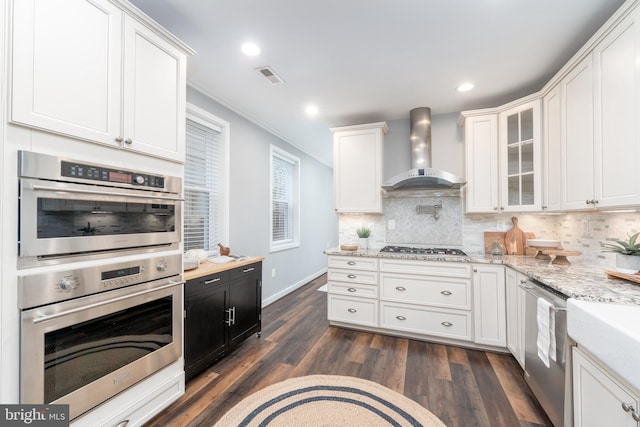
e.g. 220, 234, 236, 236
356, 226, 371, 250
602, 232, 640, 273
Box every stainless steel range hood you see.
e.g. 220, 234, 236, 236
382, 107, 466, 191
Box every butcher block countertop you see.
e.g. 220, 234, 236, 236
184, 257, 264, 281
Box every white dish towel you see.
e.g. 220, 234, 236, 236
536, 297, 557, 368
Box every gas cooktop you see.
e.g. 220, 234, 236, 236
379, 246, 468, 256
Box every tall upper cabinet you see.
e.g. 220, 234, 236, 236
560, 2, 640, 210
461, 99, 541, 213
332, 122, 387, 213
10, 0, 194, 162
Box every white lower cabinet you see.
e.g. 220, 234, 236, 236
328, 295, 378, 327
327, 255, 379, 327
505, 267, 526, 367
380, 302, 471, 340
573, 347, 640, 427
472, 264, 506, 347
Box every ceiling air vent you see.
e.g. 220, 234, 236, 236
256, 66, 284, 85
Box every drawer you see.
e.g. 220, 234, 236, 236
380, 302, 471, 341
327, 268, 378, 286
328, 295, 378, 327
185, 271, 229, 296
328, 256, 378, 271
379, 258, 471, 278
380, 273, 471, 310
230, 262, 262, 280
328, 282, 378, 299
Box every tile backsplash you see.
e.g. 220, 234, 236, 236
338, 195, 640, 269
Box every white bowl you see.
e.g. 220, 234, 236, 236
526, 239, 561, 248
184, 258, 199, 271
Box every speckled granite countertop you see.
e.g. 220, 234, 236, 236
324, 248, 640, 305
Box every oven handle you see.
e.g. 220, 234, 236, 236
30, 184, 184, 202
30, 280, 185, 324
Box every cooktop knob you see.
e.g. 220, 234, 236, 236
156, 261, 167, 272
59, 277, 77, 291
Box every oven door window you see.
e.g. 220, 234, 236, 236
37, 198, 175, 239
43, 296, 173, 403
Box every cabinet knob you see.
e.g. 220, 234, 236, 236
347, 308, 357, 313
115, 136, 124, 143
124, 138, 133, 144
396, 315, 406, 321
493, 207, 498, 211
441, 321, 453, 327
347, 274, 357, 279
622, 402, 634, 412
520, 279, 527, 285
440, 290, 452, 296
395, 286, 406, 291
347, 261, 356, 266
473, 268, 478, 273
347, 287, 357, 293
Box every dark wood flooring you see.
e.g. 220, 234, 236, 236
146, 274, 552, 426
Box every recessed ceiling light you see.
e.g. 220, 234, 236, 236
241, 42, 261, 56
305, 104, 319, 117
457, 82, 474, 92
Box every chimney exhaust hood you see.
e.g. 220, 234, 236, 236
382, 107, 466, 191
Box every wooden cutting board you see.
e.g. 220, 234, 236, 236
504, 217, 527, 255
484, 231, 535, 255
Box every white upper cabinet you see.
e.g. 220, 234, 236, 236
561, 5, 640, 210
542, 85, 563, 211
332, 122, 387, 213
464, 114, 499, 213
10, 0, 191, 162
499, 100, 542, 212
462, 99, 541, 213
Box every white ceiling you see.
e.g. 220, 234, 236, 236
129, 0, 626, 166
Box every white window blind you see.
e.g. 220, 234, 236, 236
184, 119, 222, 252
270, 146, 300, 251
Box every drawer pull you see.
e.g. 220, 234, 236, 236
441, 321, 453, 327
347, 287, 357, 293
243, 267, 255, 273
440, 290, 452, 296
347, 261, 357, 266
347, 274, 357, 279
204, 278, 221, 285
347, 308, 357, 313
395, 286, 406, 292
396, 315, 406, 321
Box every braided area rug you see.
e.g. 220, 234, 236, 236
213, 375, 446, 427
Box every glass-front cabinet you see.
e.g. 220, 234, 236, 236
499, 100, 541, 212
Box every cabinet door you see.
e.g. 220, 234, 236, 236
499, 100, 541, 212
184, 282, 226, 377
464, 114, 499, 213
228, 269, 261, 347
505, 268, 525, 367
562, 55, 595, 210
594, 9, 640, 208
333, 125, 384, 213
573, 348, 639, 427
122, 15, 187, 162
542, 85, 563, 211
473, 265, 506, 347
11, 0, 122, 145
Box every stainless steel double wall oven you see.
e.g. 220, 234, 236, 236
17, 151, 184, 421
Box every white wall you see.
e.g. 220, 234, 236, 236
187, 86, 338, 305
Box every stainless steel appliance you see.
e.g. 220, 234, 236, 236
18, 150, 182, 268
19, 254, 184, 421
379, 245, 470, 262
521, 279, 570, 427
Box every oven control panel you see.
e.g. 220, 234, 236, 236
61, 161, 165, 189
17, 254, 182, 309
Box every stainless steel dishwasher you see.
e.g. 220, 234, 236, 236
520, 279, 570, 427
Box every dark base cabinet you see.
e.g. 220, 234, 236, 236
184, 261, 262, 381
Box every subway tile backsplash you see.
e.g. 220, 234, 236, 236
338, 195, 640, 269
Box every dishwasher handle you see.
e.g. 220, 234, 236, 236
518, 283, 567, 312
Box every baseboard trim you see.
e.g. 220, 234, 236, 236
262, 268, 327, 307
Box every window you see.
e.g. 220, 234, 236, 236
184, 104, 229, 253
270, 145, 300, 252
